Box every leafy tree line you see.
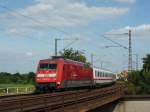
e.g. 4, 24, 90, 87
60, 48, 91, 67
60, 48, 87, 63
124, 53, 150, 95
0, 72, 35, 84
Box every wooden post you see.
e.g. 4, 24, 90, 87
17, 88, 19, 94
6, 88, 9, 94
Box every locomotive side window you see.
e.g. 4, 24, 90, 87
39, 64, 57, 70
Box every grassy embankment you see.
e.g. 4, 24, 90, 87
0, 84, 35, 95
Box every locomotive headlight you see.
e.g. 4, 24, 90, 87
57, 82, 61, 84
37, 74, 44, 77
48, 74, 56, 77
37, 74, 56, 77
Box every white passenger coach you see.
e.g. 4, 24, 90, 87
93, 68, 116, 84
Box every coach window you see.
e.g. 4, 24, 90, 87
96, 71, 98, 77
95, 71, 97, 77
97, 71, 98, 77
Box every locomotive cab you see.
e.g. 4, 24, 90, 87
36, 63, 57, 82
35, 59, 60, 91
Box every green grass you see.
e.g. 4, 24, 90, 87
0, 84, 34, 88
0, 84, 35, 95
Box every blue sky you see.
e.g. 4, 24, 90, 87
0, 0, 150, 73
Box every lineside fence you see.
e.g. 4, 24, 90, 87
0, 87, 35, 96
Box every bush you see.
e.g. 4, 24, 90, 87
124, 70, 150, 95
0, 72, 35, 85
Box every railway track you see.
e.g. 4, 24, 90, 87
0, 85, 123, 112
0, 93, 33, 100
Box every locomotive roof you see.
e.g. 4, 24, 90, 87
93, 67, 114, 73
39, 58, 85, 65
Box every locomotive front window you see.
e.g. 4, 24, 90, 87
39, 64, 57, 70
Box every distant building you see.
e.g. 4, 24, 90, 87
118, 70, 128, 78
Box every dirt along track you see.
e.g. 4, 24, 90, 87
0, 93, 34, 100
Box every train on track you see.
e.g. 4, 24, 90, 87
35, 56, 116, 92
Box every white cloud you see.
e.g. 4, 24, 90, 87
0, 0, 129, 37
26, 52, 34, 57
106, 24, 150, 39
20, 0, 129, 27
114, 0, 136, 4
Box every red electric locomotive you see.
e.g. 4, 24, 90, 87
35, 56, 93, 92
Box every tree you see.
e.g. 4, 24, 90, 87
12, 73, 19, 83
126, 71, 144, 94
123, 53, 150, 95
127, 71, 142, 85
0, 72, 11, 84
60, 48, 87, 63
143, 53, 150, 72
27, 72, 35, 84
0, 72, 35, 84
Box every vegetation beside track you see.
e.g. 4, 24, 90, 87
0, 72, 35, 85
119, 53, 150, 95
0, 72, 35, 95
0, 84, 34, 88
